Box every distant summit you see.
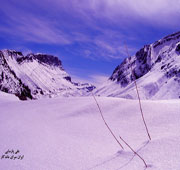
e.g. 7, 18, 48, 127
95, 31, 180, 99
0, 50, 95, 100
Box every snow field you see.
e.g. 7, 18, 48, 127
0, 95, 179, 170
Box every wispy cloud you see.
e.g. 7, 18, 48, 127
81, 30, 138, 60
0, 13, 72, 44
0, 0, 180, 60
66, 0, 180, 27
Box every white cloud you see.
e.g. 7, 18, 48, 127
1, 0, 180, 60
3, 14, 72, 44
67, 0, 180, 27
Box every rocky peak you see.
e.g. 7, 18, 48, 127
109, 44, 152, 87
176, 43, 180, 53
2, 49, 24, 60
110, 31, 180, 88
0, 49, 96, 100
95, 31, 180, 99
26, 53, 63, 68
1, 50, 63, 69
153, 31, 180, 48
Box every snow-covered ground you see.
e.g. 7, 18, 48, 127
0, 91, 19, 101
0, 93, 179, 170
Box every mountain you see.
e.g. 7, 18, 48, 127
95, 31, 180, 99
0, 50, 95, 100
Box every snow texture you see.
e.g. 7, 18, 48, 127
0, 94, 179, 170
0, 50, 95, 100
95, 31, 180, 99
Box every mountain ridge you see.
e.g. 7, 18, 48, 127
0, 49, 95, 100
95, 31, 180, 99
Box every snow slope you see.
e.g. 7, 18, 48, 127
0, 91, 19, 101
95, 31, 180, 99
0, 94, 179, 170
0, 50, 95, 100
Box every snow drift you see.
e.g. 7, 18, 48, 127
0, 92, 179, 170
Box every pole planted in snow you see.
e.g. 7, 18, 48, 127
91, 92, 124, 150
119, 136, 148, 168
124, 42, 151, 141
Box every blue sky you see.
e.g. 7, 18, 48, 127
0, 0, 180, 85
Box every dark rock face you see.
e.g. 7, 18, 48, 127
109, 58, 130, 87
110, 45, 152, 87
133, 45, 151, 79
26, 53, 62, 68
15, 84, 33, 100
0, 51, 33, 100
86, 85, 96, 91
176, 44, 180, 53
166, 67, 180, 79
153, 31, 180, 48
64, 76, 71, 82
15, 52, 63, 69
16, 56, 33, 64
35, 54, 62, 67
6, 50, 23, 59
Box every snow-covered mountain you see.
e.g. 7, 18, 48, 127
0, 50, 95, 100
95, 31, 180, 99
